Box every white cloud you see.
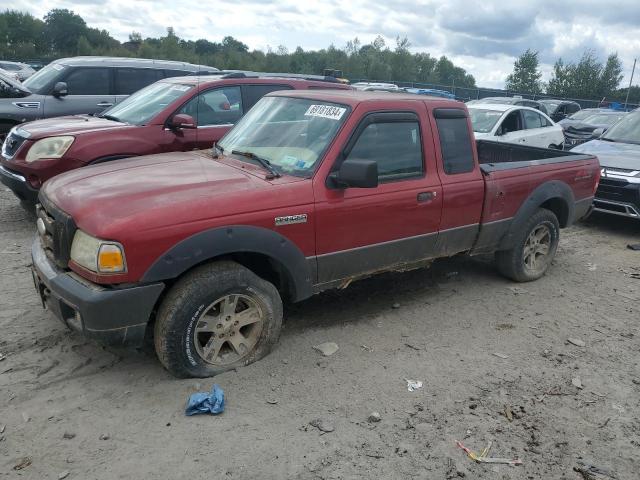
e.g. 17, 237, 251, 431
12, 0, 640, 89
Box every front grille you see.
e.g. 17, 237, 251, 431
36, 194, 77, 270
1, 132, 27, 159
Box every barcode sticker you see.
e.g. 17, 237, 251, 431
304, 104, 346, 120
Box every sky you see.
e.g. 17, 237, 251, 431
11, 0, 640, 89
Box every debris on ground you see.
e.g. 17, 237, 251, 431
572, 377, 584, 389
568, 338, 586, 347
62, 432, 76, 439
392, 303, 401, 309
574, 460, 616, 479
13, 457, 32, 470
58, 470, 70, 479
185, 384, 225, 416
309, 418, 334, 433
456, 440, 522, 465
367, 412, 382, 423
504, 405, 513, 422
587, 263, 598, 271
507, 286, 529, 295
0, 352, 5, 361
99, 434, 110, 440
266, 398, 278, 405
313, 342, 339, 357
0, 424, 5, 433
22, 412, 30, 422
405, 379, 423, 392
627, 243, 640, 251
492, 352, 509, 359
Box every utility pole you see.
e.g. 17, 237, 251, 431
624, 58, 636, 109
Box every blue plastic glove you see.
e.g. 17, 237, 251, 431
185, 384, 225, 416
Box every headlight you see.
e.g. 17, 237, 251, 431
70, 230, 126, 274
25, 136, 74, 163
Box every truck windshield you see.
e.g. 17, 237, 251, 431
218, 96, 349, 177
601, 111, 640, 144
22, 64, 63, 94
101, 82, 194, 125
468, 108, 503, 133
582, 113, 625, 126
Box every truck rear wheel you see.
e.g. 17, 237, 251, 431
495, 208, 559, 282
154, 260, 283, 378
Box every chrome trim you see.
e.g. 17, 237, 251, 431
12, 101, 40, 109
197, 123, 234, 129
601, 168, 640, 184
0, 165, 27, 182
593, 199, 640, 219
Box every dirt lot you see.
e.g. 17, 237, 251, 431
0, 186, 639, 480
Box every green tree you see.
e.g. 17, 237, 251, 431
505, 49, 542, 93
547, 50, 624, 99
43, 9, 87, 54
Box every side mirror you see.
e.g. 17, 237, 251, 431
170, 113, 197, 129
329, 159, 378, 189
52, 82, 68, 97
591, 127, 605, 138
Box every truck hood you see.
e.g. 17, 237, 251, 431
42, 151, 287, 236
20, 115, 131, 139
571, 139, 640, 170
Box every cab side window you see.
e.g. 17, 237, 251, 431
434, 110, 475, 175
115, 68, 162, 95
178, 86, 243, 126
346, 117, 423, 182
242, 84, 293, 111
63, 68, 110, 95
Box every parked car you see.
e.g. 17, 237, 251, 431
468, 104, 564, 149
538, 99, 581, 122
560, 110, 627, 148
0, 73, 350, 205
404, 88, 456, 100
352, 82, 400, 92
0, 56, 220, 141
0, 61, 36, 81
30, 90, 599, 377
467, 96, 547, 113
571, 109, 640, 219
0, 70, 29, 98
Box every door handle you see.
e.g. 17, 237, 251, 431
97, 102, 113, 107
417, 191, 437, 203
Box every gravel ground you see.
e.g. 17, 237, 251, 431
1, 185, 639, 480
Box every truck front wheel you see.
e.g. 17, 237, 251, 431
154, 260, 283, 378
495, 208, 560, 282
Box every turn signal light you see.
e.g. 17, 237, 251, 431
98, 244, 125, 273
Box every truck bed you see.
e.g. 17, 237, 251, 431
476, 140, 594, 172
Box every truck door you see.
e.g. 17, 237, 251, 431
313, 107, 443, 285
431, 108, 484, 255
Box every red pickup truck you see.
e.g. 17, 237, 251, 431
31, 90, 600, 378
0, 74, 349, 205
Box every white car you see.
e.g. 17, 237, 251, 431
468, 103, 565, 149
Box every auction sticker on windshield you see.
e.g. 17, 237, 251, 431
305, 104, 346, 120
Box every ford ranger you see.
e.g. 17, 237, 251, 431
31, 90, 600, 378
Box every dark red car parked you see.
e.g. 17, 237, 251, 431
0, 73, 350, 204
31, 90, 600, 377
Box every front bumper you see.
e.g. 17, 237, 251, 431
31, 238, 165, 347
594, 178, 640, 219
0, 165, 39, 203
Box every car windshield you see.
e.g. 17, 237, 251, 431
219, 96, 349, 177
101, 82, 195, 125
582, 114, 626, 126
601, 111, 640, 144
23, 63, 64, 94
540, 100, 560, 112
468, 108, 503, 133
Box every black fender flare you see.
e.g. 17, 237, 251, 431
89, 154, 135, 165
141, 225, 314, 301
498, 180, 574, 250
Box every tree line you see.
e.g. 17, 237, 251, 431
505, 49, 635, 103
0, 8, 476, 88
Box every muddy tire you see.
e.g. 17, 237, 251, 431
495, 208, 560, 282
154, 260, 283, 378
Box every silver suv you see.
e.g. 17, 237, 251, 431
0, 56, 219, 140
0, 61, 35, 81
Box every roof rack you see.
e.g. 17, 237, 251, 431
217, 70, 340, 83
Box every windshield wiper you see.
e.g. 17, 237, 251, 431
100, 114, 121, 122
212, 143, 224, 158
231, 150, 281, 178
